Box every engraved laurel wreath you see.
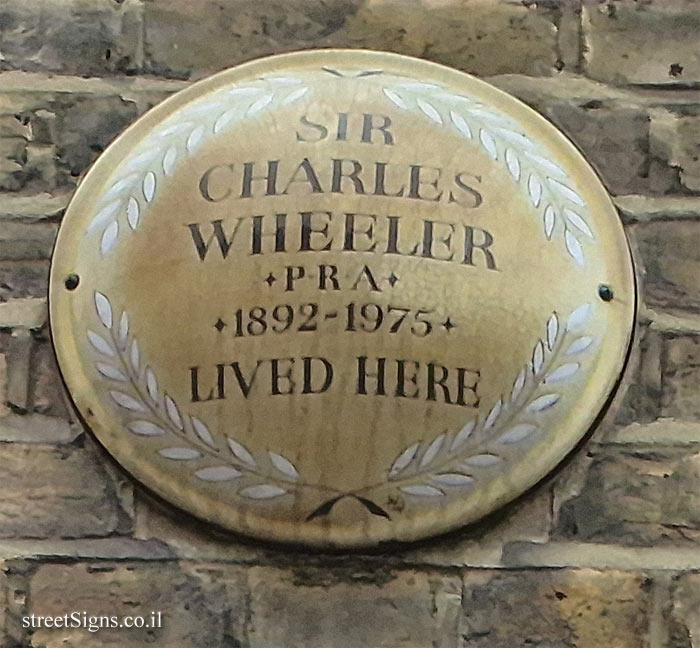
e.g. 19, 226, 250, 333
85, 69, 598, 517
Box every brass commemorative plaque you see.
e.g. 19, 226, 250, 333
50, 50, 635, 548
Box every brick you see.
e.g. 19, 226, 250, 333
460, 569, 651, 648
248, 566, 461, 648
545, 101, 661, 195
0, 414, 79, 444
144, 0, 560, 80
0, 261, 50, 302
0, 0, 143, 77
668, 573, 700, 647
3, 329, 32, 412
0, 222, 57, 261
29, 340, 69, 418
0, 193, 68, 221
0, 91, 140, 193
0, 443, 129, 538
662, 333, 700, 420
650, 109, 700, 193
583, 0, 700, 86
555, 444, 700, 545
0, 298, 46, 330
632, 221, 700, 317
28, 562, 248, 648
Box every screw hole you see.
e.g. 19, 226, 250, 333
65, 274, 80, 291
598, 284, 613, 302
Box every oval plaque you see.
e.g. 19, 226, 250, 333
50, 50, 635, 548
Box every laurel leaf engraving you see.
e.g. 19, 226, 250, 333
241, 484, 287, 499
111, 390, 146, 412
462, 454, 502, 467
159, 447, 200, 460
499, 424, 538, 444
93, 292, 113, 330
247, 93, 273, 115
213, 108, 238, 133
417, 98, 442, 124
546, 363, 580, 383
281, 86, 309, 105
523, 152, 567, 180
479, 129, 498, 159
126, 197, 140, 229
564, 208, 593, 239
390, 443, 420, 477
420, 433, 445, 468
527, 394, 560, 412
96, 363, 127, 381
432, 473, 474, 487
401, 485, 443, 497
227, 438, 256, 467
101, 221, 118, 254
546, 313, 559, 351
164, 394, 183, 429
159, 121, 194, 137
104, 174, 137, 200
528, 174, 542, 207
90, 200, 122, 232
507, 371, 525, 406
548, 178, 585, 206
129, 339, 140, 372
269, 452, 299, 481
118, 312, 129, 343
383, 88, 407, 109
532, 340, 545, 375
450, 420, 475, 451
505, 148, 520, 179
162, 146, 177, 176
87, 330, 114, 357
145, 367, 159, 402
191, 417, 215, 447
195, 466, 241, 481
567, 336, 594, 355
484, 399, 502, 430
544, 205, 556, 239
127, 420, 164, 436
143, 172, 156, 203
565, 228, 584, 266
567, 303, 592, 330
186, 125, 205, 153
450, 110, 472, 139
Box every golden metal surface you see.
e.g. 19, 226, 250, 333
50, 50, 635, 548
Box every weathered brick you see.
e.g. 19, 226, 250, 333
668, 572, 700, 647
0, 298, 46, 330
0, 222, 57, 261
248, 566, 461, 648
0, 0, 143, 77
0, 261, 49, 302
0, 442, 129, 538
662, 333, 700, 420
460, 569, 651, 648
650, 108, 700, 193
0, 91, 140, 193
544, 101, 661, 195
30, 340, 69, 419
632, 221, 700, 318
555, 444, 700, 545
144, 0, 560, 80
583, 0, 700, 86
28, 561, 248, 648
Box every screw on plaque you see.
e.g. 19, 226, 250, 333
598, 284, 613, 302
65, 274, 80, 291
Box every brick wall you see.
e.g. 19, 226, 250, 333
0, 1, 699, 646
